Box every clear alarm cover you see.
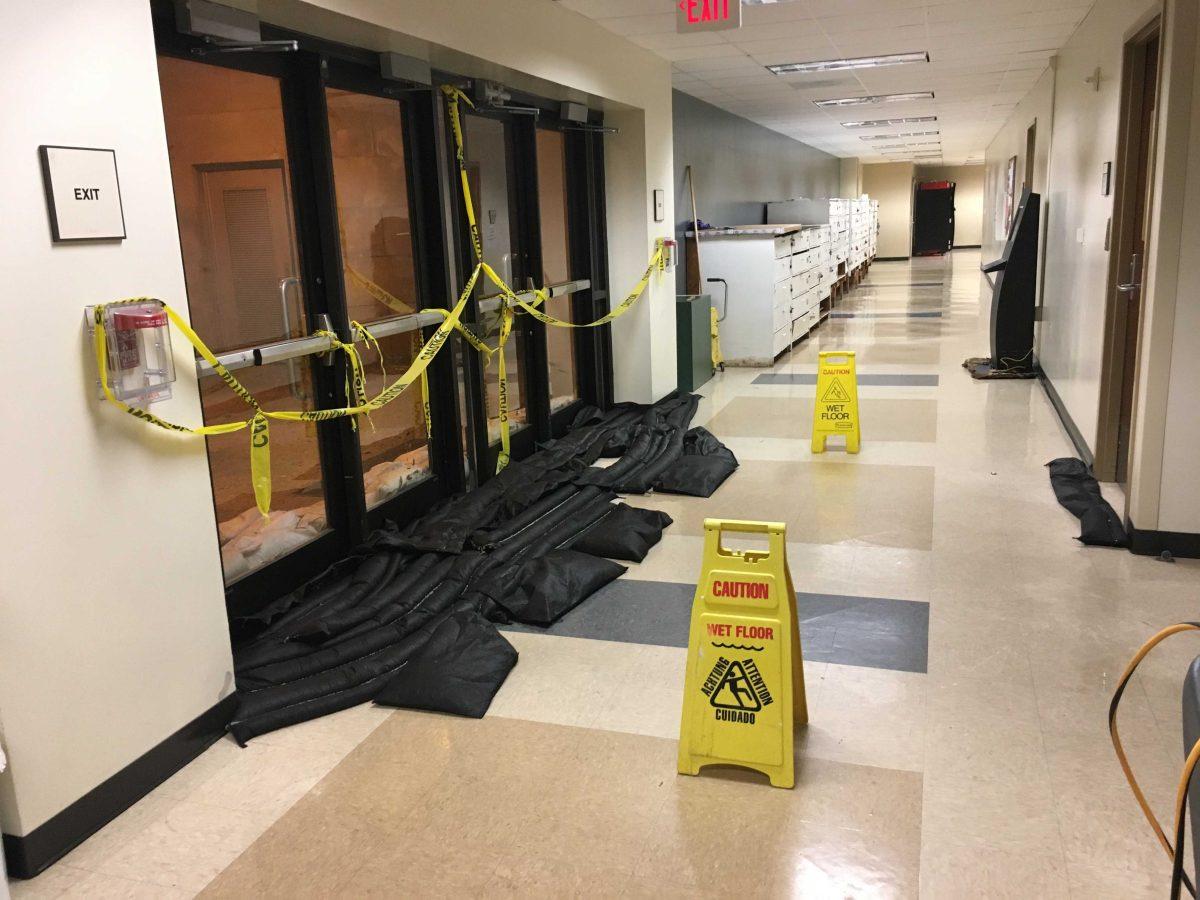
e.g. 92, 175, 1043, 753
101, 301, 175, 407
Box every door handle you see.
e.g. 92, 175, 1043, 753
1118, 253, 1141, 296
278, 275, 307, 401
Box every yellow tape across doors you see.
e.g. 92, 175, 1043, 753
92, 265, 480, 517
92, 84, 667, 515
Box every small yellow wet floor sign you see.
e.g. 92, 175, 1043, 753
678, 519, 807, 788
811, 350, 860, 453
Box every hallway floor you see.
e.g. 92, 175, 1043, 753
12, 251, 1200, 898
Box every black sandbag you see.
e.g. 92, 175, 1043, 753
1046, 457, 1128, 547
230, 629, 429, 744
567, 503, 673, 562
655, 427, 739, 497
576, 394, 701, 492
482, 549, 626, 625
286, 552, 447, 644
373, 608, 518, 718
469, 484, 579, 550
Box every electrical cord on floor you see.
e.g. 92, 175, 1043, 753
1109, 622, 1200, 898
998, 347, 1035, 371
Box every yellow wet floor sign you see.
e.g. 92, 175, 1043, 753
678, 519, 807, 788
811, 350, 860, 453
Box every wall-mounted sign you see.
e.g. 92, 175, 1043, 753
38, 145, 126, 242
676, 0, 741, 33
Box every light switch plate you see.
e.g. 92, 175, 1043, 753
653, 189, 665, 222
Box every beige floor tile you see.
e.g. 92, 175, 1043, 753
637, 459, 936, 552
805, 663, 927, 773
174, 740, 347, 819
1065, 860, 1169, 899
58, 870, 192, 899
8, 865, 92, 900
920, 842, 1070, 900
707, 396, 938, 443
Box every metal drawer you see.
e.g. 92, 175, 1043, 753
773, 253, 793, 283
773, 299, 792, 332
774, 235, 793, 259
773, 324, 792, 356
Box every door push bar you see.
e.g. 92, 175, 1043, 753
196, 278, 591, 377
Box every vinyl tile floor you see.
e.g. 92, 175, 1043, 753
10, 251, 1199, 899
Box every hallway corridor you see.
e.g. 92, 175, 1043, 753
15, 253, 1199, 899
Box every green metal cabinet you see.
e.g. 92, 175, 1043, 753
676, 294, 714, 393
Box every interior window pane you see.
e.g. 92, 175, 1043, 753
325, 87, 432, 508
462, 114, 529, 443
158, 55, 328, 584
535, 129, 579, 411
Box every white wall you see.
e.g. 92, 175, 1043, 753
839, 157, 863, 198
915, 165, 985, 247
0, 0, 678, 840
0, 0, 234, 835
861, 162, 915, 258
981, 0, 1200, 538
983, 68, 1056, 264
1027, 0, 1158, 456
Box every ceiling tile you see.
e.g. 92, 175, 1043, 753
565, 0, 1101, 166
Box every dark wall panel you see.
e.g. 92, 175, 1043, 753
672, 90, 841, 293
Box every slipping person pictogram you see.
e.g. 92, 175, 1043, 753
709, 660, 763, 711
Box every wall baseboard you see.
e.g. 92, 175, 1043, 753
2, 693, 237, 879
1038, 368, 1094, 467
953, 244, 982, 249
875, 256, 910, 261
1128, 523, 1200, 559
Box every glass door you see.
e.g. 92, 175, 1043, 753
459, 112, 533, 450
445, 96, 615, 477
324, 86, 433, 510
534, 128, 580, 414
158, 54, 343, 592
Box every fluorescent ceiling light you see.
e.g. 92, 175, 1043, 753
859, 131, 940, 141
814, 92, 934, 109
842, 116, 938, 128
767, 51, 928, 76
877, 141, 940, 149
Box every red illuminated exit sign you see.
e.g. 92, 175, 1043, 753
676, 0, 742, 33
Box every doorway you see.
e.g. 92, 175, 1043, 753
1097, 18, 1161, 485
1023, 122, 1037, 191
153, 3, 613, 617
912, 181, 956, 255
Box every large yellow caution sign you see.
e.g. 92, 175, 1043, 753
678, 519, 807, 788
811, 350, 860, 454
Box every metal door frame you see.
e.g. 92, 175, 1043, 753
152, 1, 616, 615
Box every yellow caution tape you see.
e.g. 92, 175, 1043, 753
92, 266, 481, 516
710, 305, 724, 370
93, 84, 667, 513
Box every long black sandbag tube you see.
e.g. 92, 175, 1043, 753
226, 392, 737, 740
1046, 457, 1129, 547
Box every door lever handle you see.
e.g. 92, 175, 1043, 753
1117, 282, 1140, 294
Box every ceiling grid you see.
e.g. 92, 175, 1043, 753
553, 0, 1095, 164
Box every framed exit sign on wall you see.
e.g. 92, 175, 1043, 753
677, 0, 741, 33
38, 145, 127, 242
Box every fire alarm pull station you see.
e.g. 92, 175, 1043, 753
85, 300, 176, 409
660, 238, 677, 270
